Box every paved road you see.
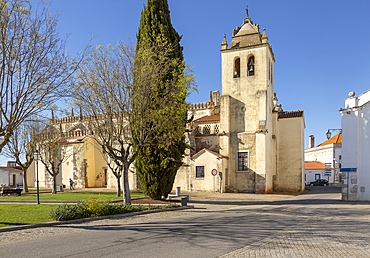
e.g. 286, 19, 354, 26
1, 187, 369, 257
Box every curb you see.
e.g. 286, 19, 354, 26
0, 205, 194, 233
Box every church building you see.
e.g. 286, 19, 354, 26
174, 13, 305, 193
28, 12, 305, 194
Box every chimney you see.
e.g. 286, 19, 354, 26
309, 135, 315, 148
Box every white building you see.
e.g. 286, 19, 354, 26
304, 134, 342, 185
340, 90, 370, 201
0, 161, 23, 187
305, 161, 332, 185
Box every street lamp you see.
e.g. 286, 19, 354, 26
34, 150, 40, 205
326, 129, 342, 139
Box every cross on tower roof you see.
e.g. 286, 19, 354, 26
246, 5, 249, 17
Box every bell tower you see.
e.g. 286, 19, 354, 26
219, 11, 275, 193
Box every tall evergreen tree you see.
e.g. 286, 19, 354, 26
135, 0, 189, 200
136, 0, 183, 62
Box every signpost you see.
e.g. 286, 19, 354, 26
211, 169, 217, 193
324, 163, 331, 180
211, 169, 217, 176
340, 168, 357, 172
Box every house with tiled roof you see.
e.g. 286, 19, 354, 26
174, 12, 305, 193
0, 161, 23, 187
305, 161, 333, 185
305, 133, 342, 185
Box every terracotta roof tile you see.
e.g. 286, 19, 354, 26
191, 148, 222, 159
278, 110, 304, 119
193, 114, 220, 123
0, 167, 22, 173
318, 133, 342, 147
305, 161, 333, 170
305, 161, 325, 170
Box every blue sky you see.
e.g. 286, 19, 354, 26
2, 0, 370, 164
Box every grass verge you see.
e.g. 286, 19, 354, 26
0, 191, 145, 202
0, 204, 55, 227
0, 199, 180, 228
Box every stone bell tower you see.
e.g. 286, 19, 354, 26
219, 11, 275, 193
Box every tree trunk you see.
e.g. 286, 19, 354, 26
122, 164, 131, 205
52, 174, 57, 194
22, 168, 28, 193
116, 175, 121, 197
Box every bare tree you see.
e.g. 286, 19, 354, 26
3, 119, 43, 192
38, 129, 79, 194
0, 0, 87, 153
73, 41, 195, 204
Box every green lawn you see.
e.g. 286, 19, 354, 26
0, 191, 148, 228
0, 191, 145, 202
0, 204, 57, 227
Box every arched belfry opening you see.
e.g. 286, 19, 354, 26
248, 56, 255, 76
234, 57, 240, 78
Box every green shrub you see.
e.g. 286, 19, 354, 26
51, 198, 146, 221
50, 203, 89, 221
50, 197, 181, 221
85, 196, 110, 217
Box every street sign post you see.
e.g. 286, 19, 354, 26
340, 168, 357, 172
211, 169, 217, 176
324, 163, 331, 177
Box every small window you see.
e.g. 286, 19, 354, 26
203, 125, 211, 135
214, 124, 219, 134
195, 126, 201, 135
196, 166, 205, 178
237, 151, 249, 171
315, 174, 320, 180
248, 56, 255, 76
234, 57, 240, 78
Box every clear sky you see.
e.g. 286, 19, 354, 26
2, 0, 370, 165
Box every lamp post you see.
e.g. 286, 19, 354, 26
326, 129, 342, 186
326, 129, 342, 140
34, 150, 40, 205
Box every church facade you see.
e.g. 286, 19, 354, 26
174, 14, 305, 193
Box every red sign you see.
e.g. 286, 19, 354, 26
211, 169, 217, 176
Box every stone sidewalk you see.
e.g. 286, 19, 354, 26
220, 191, 370, 257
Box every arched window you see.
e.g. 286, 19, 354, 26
234, 57, 240, 78
248, 56, 255, 76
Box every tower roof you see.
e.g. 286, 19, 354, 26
235, 21, 258, 36
227, 16, 263, 50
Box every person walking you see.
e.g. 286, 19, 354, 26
69, 178, 74, 190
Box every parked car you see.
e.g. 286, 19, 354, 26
308, 179, 328, 186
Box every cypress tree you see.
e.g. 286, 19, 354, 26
135, 0, 188, 200
136, 0, 183, 61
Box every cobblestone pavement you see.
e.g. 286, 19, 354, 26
1, 188, 370, 257
220, 189, 370, 258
